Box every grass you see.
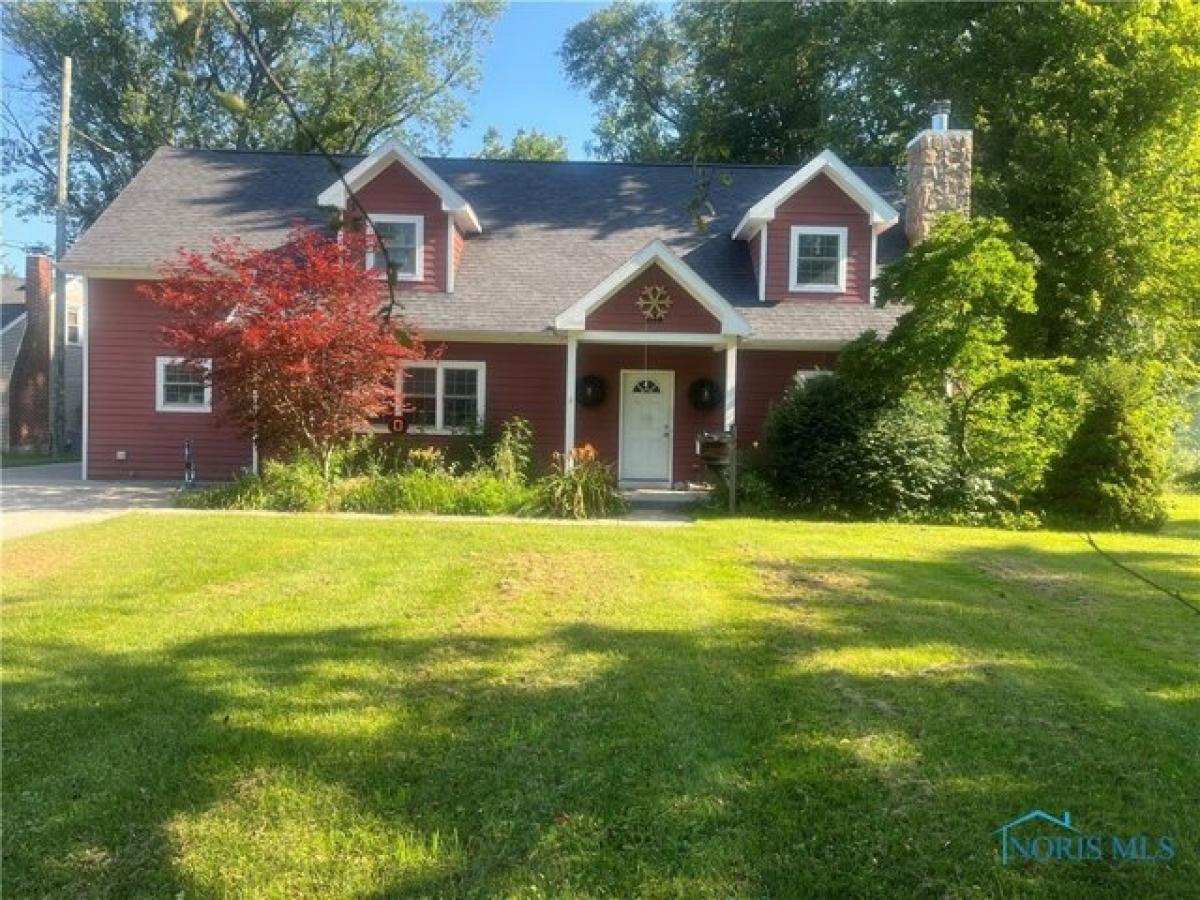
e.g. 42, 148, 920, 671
1, 450, 80, 468
3, 495, 1198, 898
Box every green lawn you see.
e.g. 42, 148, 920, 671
3, 498, 1198, 898
1, 450, 80, 468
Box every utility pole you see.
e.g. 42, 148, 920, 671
50, 55, 71, 453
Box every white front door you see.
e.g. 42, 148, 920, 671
620, 370, 674, 483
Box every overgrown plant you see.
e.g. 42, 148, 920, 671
540, 445, 626, 519
488, 417, 535, 483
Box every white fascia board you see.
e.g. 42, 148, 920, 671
731, 149, 899, 240
317, 138, 482, 233
577, 330, 727, 348
555, 240, 750, 337
741, 337, 849, 351
57, 265, 160, 279
421, 329, 565, 344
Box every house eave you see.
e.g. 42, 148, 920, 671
316, 138, 482, 234
732, 149, 900, 241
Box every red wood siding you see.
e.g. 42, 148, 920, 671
748, 228, 762, 301
585, 264, 721, 334
575, 345, 724, 484
389, 341, 565, 465
86, 278, 252, 480
352, 161, 448, 293
735, 348, 839, 448
765, 172, 871, 304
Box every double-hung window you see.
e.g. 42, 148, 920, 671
156, 356, 212, 413
401, 361, 485, 433
789, 226, 848, 293
368, 214, 423, 281
66, 307, 82, 345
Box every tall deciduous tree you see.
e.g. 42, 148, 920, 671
3, 0, 501, 227
866, 215, 1082, 500
476, 126, 568, 161
143, 227, 423, 476
563, 1, 1200, 371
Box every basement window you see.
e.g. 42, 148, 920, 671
401, 361, 485, 434
789, 226, 848, 293
155, 356, 211, 413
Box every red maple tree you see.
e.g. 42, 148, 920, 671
142, 226, 422, 475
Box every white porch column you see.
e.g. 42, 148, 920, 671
564, 332, 579, 457
723, 337, 738, 430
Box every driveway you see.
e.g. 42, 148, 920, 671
1, 463, 178, 540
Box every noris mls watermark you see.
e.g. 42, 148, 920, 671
995, 810, 1175, 865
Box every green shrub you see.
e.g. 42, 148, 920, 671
1041, 362, 1169, 531
960, 363, 1084, 502
761, 373, 870, 514
340, 470, 538, 516
179, 455, 330, 511
708, 464, 782, 515
762, 375, 955, 518
1171, 389, 1200, 485
179, 419, 544, 518
852, 393, 954, 516
541, 445, 626, 519
176, 473, 266, 509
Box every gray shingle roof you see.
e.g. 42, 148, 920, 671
63, 147, 908, 342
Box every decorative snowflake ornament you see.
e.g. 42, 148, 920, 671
636, 284, 672, 321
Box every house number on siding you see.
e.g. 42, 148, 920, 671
636, 285, 672, 321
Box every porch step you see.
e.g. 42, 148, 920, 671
620, 487, 711, 521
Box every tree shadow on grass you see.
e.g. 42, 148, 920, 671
3, 543, 1197, 897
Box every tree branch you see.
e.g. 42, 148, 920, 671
214, 0, 402, 326
1083, 533, 1200, 617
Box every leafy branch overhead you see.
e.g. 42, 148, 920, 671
2, 0, 502, 228
475, 126, 567, 161
563, 2, 1200, 371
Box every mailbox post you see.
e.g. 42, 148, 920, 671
696, 427, 738, 514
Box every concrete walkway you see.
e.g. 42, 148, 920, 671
1, 463, 178, 540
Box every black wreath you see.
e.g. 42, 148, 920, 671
688, 378, 721, 411
577, 374, 607, 407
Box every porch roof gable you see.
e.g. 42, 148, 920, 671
555, 241, 751, 337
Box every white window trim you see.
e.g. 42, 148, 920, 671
367, 213, 424, 282
788, 225, 848, 294
402, 360, 485, 435
155, 355, 212, 413
66, 306, 83, 345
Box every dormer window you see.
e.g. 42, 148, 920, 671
368, 214, 423, 281
789, 226, 847, 293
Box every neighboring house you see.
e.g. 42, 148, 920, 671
0, 258, 85, 452
61, 110, 971, 483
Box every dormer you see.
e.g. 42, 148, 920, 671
732, 150, 899, 305
317, 139, 481, 293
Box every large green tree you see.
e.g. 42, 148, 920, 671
3, 0, 501, 228
563, 1, 1200, 369
475, 126, 567, 161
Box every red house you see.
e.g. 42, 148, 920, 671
61, 112, 972, 485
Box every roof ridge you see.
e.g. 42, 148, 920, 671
155, 145, 892, 172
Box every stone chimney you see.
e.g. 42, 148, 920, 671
905, 101, 972, 244
9, 254, 53, 448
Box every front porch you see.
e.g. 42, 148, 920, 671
556, 240, 748, 489
564, 335, 737, 489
